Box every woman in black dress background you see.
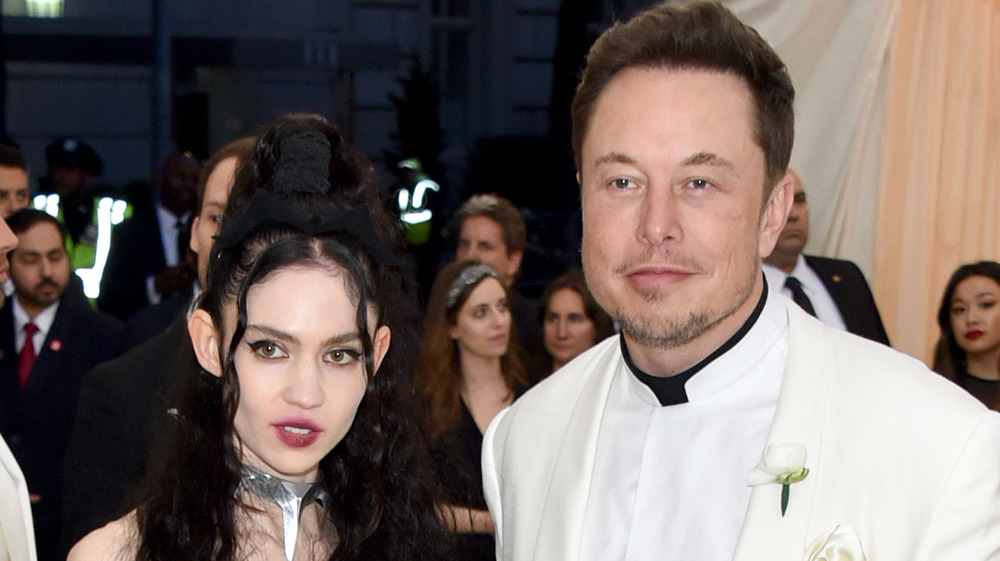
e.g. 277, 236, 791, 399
415, 260, 528, 560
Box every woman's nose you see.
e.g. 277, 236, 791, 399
283, 362, 324, 409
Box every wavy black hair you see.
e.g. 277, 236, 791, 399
131, 113, 448, 560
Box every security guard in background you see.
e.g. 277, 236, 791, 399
34, 137, 130, 299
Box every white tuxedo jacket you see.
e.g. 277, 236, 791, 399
483, 300, 1000, 561
0, 435, 35, 561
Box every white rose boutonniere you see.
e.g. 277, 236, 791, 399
804, 525, 867, 561
747, 443, 809, 516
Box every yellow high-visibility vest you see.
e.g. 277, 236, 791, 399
33, 193, 132, 299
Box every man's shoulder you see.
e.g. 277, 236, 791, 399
522, 336, 618, 397
84, 317, 186, 385
115, 209, 158, 232
494, 335, 619, 436
788, 305, 983, 419
0, 299, 13, 335
803, 254, 865, 278
59, 295, 124, 334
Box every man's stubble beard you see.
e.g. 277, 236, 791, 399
606, 260, 759, 350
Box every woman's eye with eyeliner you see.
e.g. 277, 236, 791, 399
328, 348, 361, 365
249, 341, 283, 359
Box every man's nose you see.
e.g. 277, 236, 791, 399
638, 185, 681, 245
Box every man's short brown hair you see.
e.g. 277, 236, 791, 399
195, 137, 255, 214
455, 193, 526, 255
571, 1, 795, 191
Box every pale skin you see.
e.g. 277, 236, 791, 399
441, 277, 513, 535
579, 67, 793, 376
68, 265, 391, 560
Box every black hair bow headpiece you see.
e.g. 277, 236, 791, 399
213, 190, 399, 268
272, 130, 331, 194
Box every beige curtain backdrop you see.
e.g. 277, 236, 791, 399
876, 0, 1000, 362
727, 0, 1000, 363
728, 1, 898, 281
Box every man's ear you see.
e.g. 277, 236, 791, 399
188, 309, 223, 377
371, 325, 391, 375
759, 171, 795, 258
506, 250, 524, 284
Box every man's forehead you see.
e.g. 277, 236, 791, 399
203, 158, 238, 202
583, 67, 757, 159
18, 221, 63, 242
0, 166, 28, 186
460, 215, 503, 239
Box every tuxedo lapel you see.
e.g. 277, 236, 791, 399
532, 343, 622, 561
734, 302, 834, 560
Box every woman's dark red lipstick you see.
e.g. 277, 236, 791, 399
272, 419, 322, 448
965, 330, 984, 341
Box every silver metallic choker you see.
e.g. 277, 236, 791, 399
238, 464, 328, 561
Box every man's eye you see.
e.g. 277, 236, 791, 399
610, 178, 634, 189
688, 178, 711, 189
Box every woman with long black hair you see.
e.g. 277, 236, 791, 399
68, 114, 447, 561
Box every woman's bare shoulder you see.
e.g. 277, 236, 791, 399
67, 512, 138, 561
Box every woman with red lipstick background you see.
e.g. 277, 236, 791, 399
933, 260, 1000, 409
67, 114, 448, 561
415, 260, 528, 561
538, 268, 615, 377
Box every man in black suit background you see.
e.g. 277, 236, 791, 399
763, 170, 890, 345
61, 138, 253, 553
97, 152, 201, 319
0, 208, 125, 561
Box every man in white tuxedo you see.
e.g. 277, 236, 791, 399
481, 2, 1000, 560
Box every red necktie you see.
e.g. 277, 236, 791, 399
17, 322, 38, 390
